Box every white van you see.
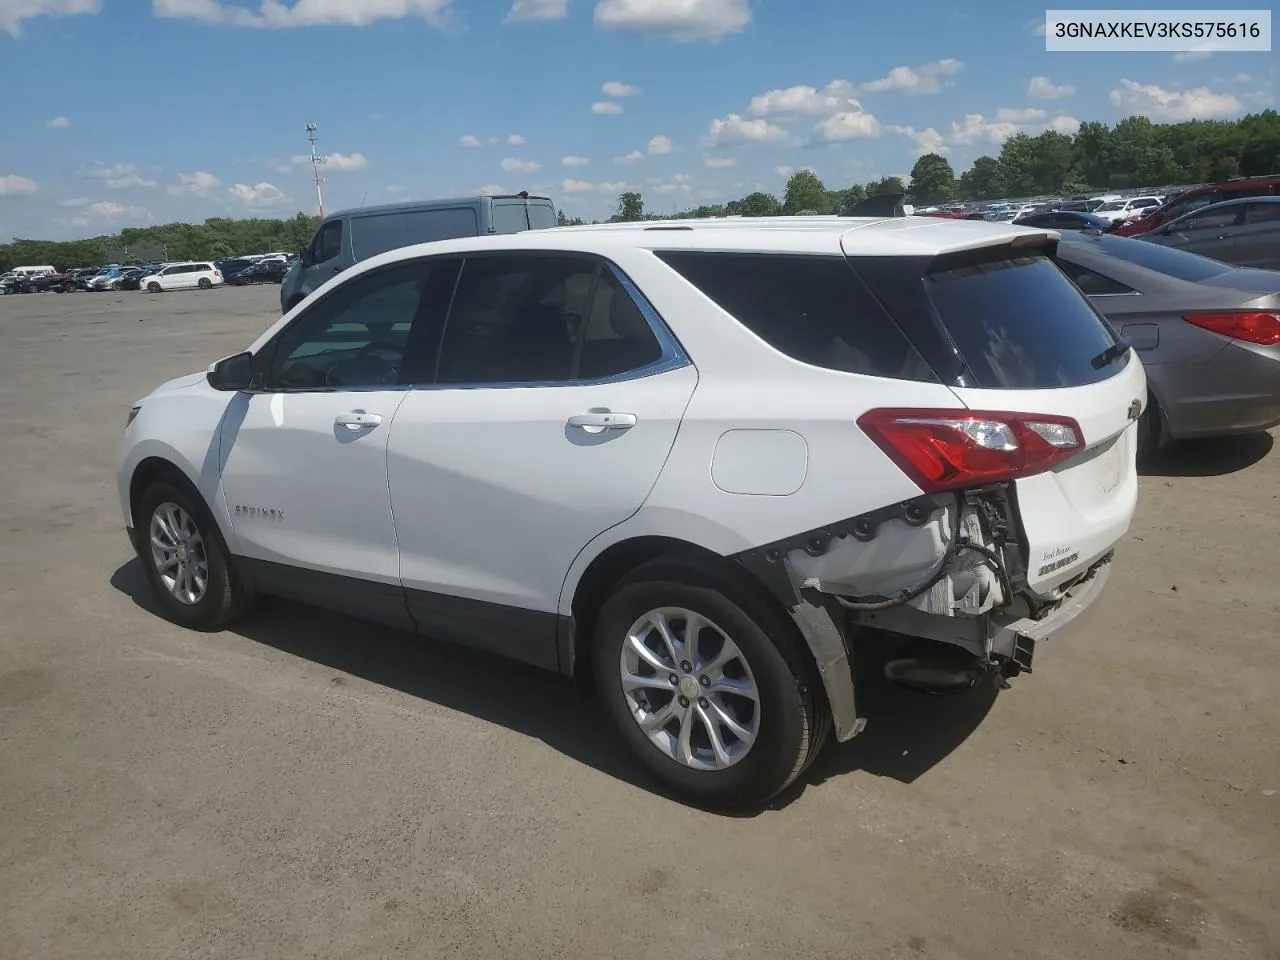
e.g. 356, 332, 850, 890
12, 266, 57, 277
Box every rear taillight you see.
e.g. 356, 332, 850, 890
1183, 311, 1280, 346
857, 408, 1084, 494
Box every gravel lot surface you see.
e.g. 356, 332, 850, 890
1, 285, 1277, 960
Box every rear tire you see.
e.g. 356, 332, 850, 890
198, 277, 212, 290
111, 280, 123, 291
592, 559, 829, 810
1137, 390, 1162, 458
135, 479, 249, 630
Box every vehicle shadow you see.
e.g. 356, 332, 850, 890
110, 559, 995, 814
1139, 431, 1273, 478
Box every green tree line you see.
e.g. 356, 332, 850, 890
5, 111, 1278, 270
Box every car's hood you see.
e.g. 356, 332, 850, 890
146, 371, 208, 399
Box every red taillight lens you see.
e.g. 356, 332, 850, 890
1183, 311, 1280, 346
857, 408, 1084, 494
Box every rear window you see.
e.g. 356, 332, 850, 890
1083, 233, 1232, 282
527, 203, 556, 230
925, 256, 1127, 390
350, 207, 479, 260
656, 251, 938, 381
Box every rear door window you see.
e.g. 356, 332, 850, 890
350, 208, 479, 260
1245, 202, 1280, 224
491, 202, 530, 234
924, 256, 1126, 390
656, 252, 938, 382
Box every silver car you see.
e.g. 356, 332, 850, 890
1133, 196, 1280, 270
1055, 232, 1280, 452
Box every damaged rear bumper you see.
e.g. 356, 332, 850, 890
991, 552, 1113, 672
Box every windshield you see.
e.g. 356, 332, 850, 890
1095, 200, 1125, 212
1080, 234, 1234, 282
925, 256, 1126, 390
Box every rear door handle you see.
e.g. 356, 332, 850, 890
567, 411, 637, 431
335, 412, 382, 431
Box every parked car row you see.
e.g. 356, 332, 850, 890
1, 251, 299, 296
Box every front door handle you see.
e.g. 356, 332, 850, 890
335, 412, 382, 431
567, 411, 637, 431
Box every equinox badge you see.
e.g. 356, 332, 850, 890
1127, 399, 1143, 422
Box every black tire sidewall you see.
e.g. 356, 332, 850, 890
593, 571, 812, 808
136, 480, 236, 629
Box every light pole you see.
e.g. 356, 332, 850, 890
306, 122, 326, 218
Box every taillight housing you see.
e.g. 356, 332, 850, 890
1183, 311, 1280, 346
857, 408, 1085, 494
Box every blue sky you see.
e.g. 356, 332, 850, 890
0, 0, 1274, 241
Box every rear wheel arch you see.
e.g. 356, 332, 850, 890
566, 536, 822, 688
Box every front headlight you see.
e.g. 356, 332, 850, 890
126, 405, 141, 428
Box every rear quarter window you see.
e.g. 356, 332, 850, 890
925, 256, 1127, 390
655, 251, 938, 382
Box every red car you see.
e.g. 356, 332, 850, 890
1115, 174, 1280, 236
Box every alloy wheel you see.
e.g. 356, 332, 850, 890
149, 502, 209, 605
619, 606, 761, 771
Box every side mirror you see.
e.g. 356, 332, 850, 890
207, 352, 256, 391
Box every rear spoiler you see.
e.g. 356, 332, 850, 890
841, 193, 907, 218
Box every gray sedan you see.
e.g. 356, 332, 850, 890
1055, 232, 1280, 452
1132, 196, 1280, 270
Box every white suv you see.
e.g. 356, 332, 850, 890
117, 217, 1144, 808
141, 261, 223, 293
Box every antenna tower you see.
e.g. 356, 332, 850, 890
306, 122, 326, 218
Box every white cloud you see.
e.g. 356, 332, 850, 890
284, 151, 369, 171
996, 107, 1046, 123
775, 165, 791, 177
507, 133, 526, 145
501, 157, 541, 173
560, 178, 628, 194
593, 0, 750, 43
152, 0, 454, 29
1027, 76, 1075, 100
1, 0, 99, 37
1049, 115, 1081, 134
749, 79, 860, 117
860, 59, 964, 95
385, 185, 406, 195
946, 113, 1023, 146
814, 109, 882, 142
602, 80, 642, 97
78, 162, 157, 189
1173, 49, 1212, 62
707, 113, 790, 146
647, 134, 673, 154
477, 184, 507, 195
44, 115, 71, 129
592, 101, 624, 115
58, 197, 91, 207
561, 155, 590, 167
614, 150, 646, 165
1110, 79, 1242, 122
504, 0, 566, 21
0, 173, 38, 196
168, 170, 221, 196
888, 125, 946, 155
229, 181, 288, 207
1029, 19, 1046, 36
704, 156, 736, 168
459, 134, 482, 147
647, 175, 693, 195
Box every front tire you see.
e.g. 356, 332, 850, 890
136, 480, 248, 630
147, 281, 161, 293
593, 560, 829, 810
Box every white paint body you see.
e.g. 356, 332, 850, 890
119, 216, 1141, 653
141, 262, 224, 292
